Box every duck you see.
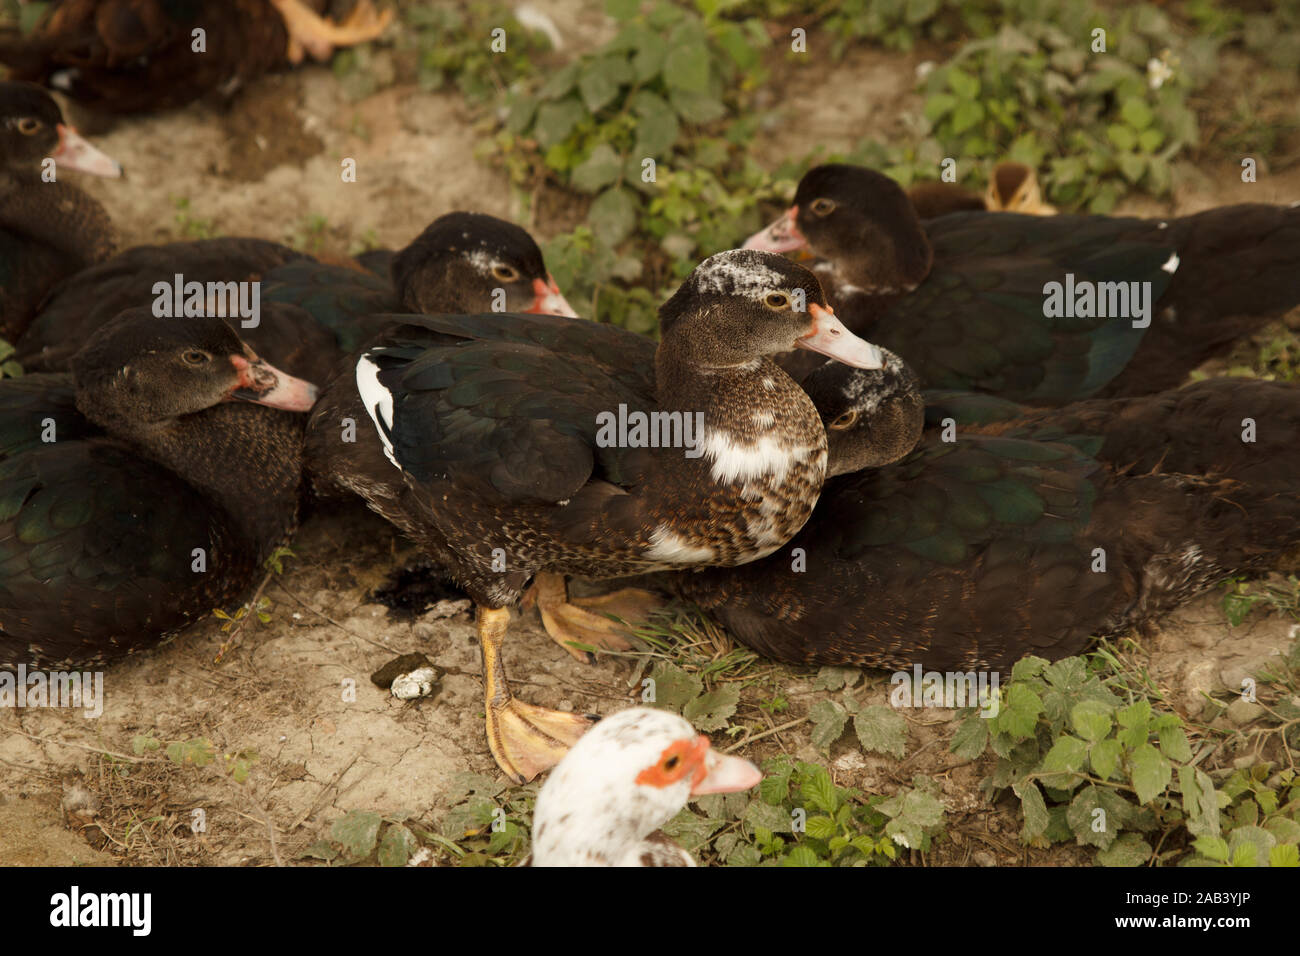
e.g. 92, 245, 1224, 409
984, 161, 1056, 215
674, 361, 1300, 673
0, 81, 121, 342
901, 162, 1056, 221
305, 250, 883, 782
745, 163, 1300, 400
0, 306, 318, 670
0, 0, 392, 114
529, 707, 762, 867
17, 212, 577, 383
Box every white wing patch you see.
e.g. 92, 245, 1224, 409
643, 526, 716, 564
356, 354, 400, 469
1161, 252, 1180, 274
701, 428, 804, 484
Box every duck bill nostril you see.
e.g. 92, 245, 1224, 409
51, 124, 125, 178
229, 356, 319, 412
526, 274, 580, 317
743, 206, 808, 254
796, 304, 883, 370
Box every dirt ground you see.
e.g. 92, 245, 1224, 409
2, 8, 1299, 867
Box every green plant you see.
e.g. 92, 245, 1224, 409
492, 0, 777, 327
952, 647, 1300, 866
172, 196, 216, 240
667, 757, 945, 865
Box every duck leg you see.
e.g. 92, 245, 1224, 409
524, 572, 662, 663
478, 605, 596, 783
269, 0, 394, 64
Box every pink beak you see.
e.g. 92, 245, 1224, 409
691, 746, 762, 796
229, 355, 319, 412
52, 124, 124, 178
743, 206, 809, 255
796, 303, 883, 369
526, 274, 579, 317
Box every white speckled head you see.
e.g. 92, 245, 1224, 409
531, 707, 761, 866
691, 249, 795, 299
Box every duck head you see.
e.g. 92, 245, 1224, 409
71, 307, 319, 428
985, 161, 1056, 215
657, 249, 883, 369
802, 348, 925, 476
0, 81, 123, 179
391, 211, 577, 316
531, 708, 762, 867
744, 164, 933, 296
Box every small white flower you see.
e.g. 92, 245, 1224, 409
1147, 54, 1174, 90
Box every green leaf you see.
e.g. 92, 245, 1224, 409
1120, 98, 1154, 129
949, 99, 984, 134
578, 61, 623, 113
804, 815, 838, 840
377, 823, 417, 867
999, 683, 1044, 739
682, 683, 740, 731
589, 187, 639, 246
743, 797, 793, 834
1117, 699, 1151, 728
781, 846, 824, 867
1137, 127, 1164, 153
809, 699, 848, 753
854, 705, 907, 758
632, 91, 679, 156
632, 31, 668, 82
534, 98, 586, 149
1194, 835, 1231, 862
1270, 844, 1299, 867
1016, 781, 1050, 842
879, 789, 946, 850
1042, 735, 1088, 775
923, 92, 958, 122
537, 63, 579, 101
669, 88, 726, 125
605, 0, 638, 20
1158, 723, 1193, 763
646, 662, 702, 711
949, 715, 989, 761
947, 69, 980, 99
1066, 784, 1127, 848
331, 810, 383, 859
1071, 700, 1113, 742
571, 143, 622, 194
1117, 152, 1147, 184
800, 764, 839, 814
1097, 832, 1151, 867
1090, 738, 1122, 780
663, 40, 710, 93
1129, 743, 1172, 805
1106, 123, 1137, 151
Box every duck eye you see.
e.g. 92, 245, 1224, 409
810, 198, 836, 216
491, 264, 520, 282
15, 117, 41, 135
829, 409, 859, 431
664, 755, 680, 771
764, 291, 790, 310
181, 349, 210, 366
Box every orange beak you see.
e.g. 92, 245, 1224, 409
526, 274, 579, 317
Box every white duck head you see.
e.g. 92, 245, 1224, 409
530, 708, 762, 866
